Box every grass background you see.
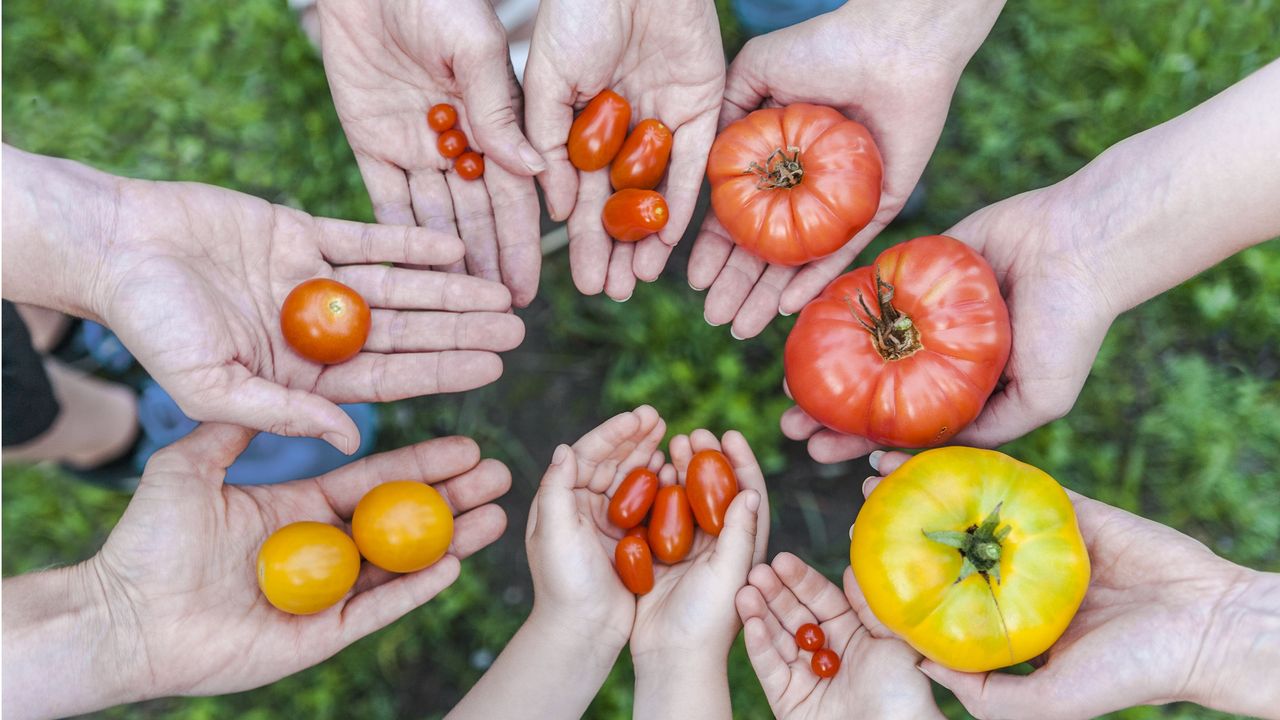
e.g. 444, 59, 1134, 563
3, 0, 1278, 717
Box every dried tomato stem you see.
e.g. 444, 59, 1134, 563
844, 269, 923, 361
745, 146, 804, 189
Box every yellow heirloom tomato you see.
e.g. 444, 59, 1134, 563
850, 447, 1089, 672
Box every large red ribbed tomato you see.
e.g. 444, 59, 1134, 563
707, 103, 882, 266
785, 235, 1010, 448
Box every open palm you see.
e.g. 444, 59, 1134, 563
524, 0, 725, 300
91, 423, 510, 698
101, 179, 522, 452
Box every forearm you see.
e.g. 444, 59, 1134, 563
633, 651, 732, 720
1, 146, 122, 321
1, 560, 148, 719
446, 607, 623, 720
1051, 59, 1280, 316
1189, 569, 1280, 718
837, 0, 1005, 71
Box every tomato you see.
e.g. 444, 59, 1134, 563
785, 235, 1010, 448
438, 129, 467, 159
427, 103, 457, 132
610, 118, 673, 190
707, 103, 882, 266
648, 485, 694, 564
455, 151, 485, 180
686, 449, 738, 536
615, 534, 655, 595
280, 278, 371, 365
624, 525, 648, 540
351, 481, 454, 574
811, 648, 840, 679
795, 622, 825, 652
568, 89, 631, 171
257, 521, 360, 615
850, 447, 1090, 672
602, 189, 668, 242
608, 467, 659, 529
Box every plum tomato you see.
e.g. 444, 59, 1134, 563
602, 189, 668, 242
686, 449, 738, 536
455, 151, 485, 180
257, 521, 361, 615
427, 103, 457, 132
568, 89, 631, 171
610, 118, 673, 190
624, 525, 648, 540
615, 534, 655, 595
648, 485, 694, 564
811, 648, 840, 679
280, 278, 371, 365
351, 481, 454, 574
438, 129, 467, 159
795, 622, 825, 652
608, 467, 660, 529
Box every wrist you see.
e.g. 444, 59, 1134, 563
1186, 568, 1280, 716
526, 603, 627, 670
633, 649, 731, 720
835, 0, 1005, 71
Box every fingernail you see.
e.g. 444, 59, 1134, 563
324, 432, 355, 455
868, 450, 885, 472
704, 312, 722, 327
689, 278, 705, 291
917, 661, 940, 683
779, 308, 794, 317
552, 444, 569, 466
730, 328, 744, 340
745, 490, 761, 512
519, 144, 547, 173
848, 522, 855, 540
614, 292, 633, 303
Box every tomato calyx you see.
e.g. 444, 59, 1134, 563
846, 268, 923, 361
923, 502, 1013, 585
747, 146, 804, 189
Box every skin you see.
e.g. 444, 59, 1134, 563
1, 425, 511, 720
318, 0, 544, 306
524, 0, 725, 301
863, 451, 1280, 720
2, 147, 525, 453
786, 58, 1280, 462
689, 0, 1006, 339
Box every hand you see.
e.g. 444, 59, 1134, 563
1, 424, 510, 718
735, 552, 943, 720
630, 430, 769, 719
863, 451, 1280, 720
689, 0, 1004, 339
318, 0, 543, 306
524, 0, 725, 300
99, 176, 524, 452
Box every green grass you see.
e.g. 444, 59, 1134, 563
4, 1, 1278, 718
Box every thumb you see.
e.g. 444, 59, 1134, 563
456, 48, 546, 176
142, 423, 256, 486
194, 366, 361, 454
532, 444, 579, 532
709, 489, 762, 577
918, 660, 1045, 720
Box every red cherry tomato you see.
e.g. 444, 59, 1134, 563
456, 151, 485, 180
648, 485, 694, 564
608, 467, 659, 529
280, 278, 371, 364
624, 525, 648, 540
568, 89, 631, 171
610, 118, 673, 190
438, 129, 467, 159
615, 535, 655, 595
812, 648, 840, 679
602, 189, 668, 242
686, 449, 738, 536
795, 623, 825, 652
427, 103, 457, 132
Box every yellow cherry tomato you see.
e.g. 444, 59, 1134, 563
257, 521, 361, 615
850, 447, 1090, 672
351, 481, 454, 573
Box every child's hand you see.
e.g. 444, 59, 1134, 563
630, 430, 770, 719
736, 553, 943, 720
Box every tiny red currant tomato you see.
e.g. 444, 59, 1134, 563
456, 151, 484, 180
427, 103, 457, 132
438, 129, 467, 159
796, 622, 825, 652
812, 648, 840, 679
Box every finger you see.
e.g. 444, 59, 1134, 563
522, 55, 578, 220
313, 351, 503, 401
778, 234, 865, 316
200, 367, 360, 454
731, 264, 797, 339
455, 41, 546, 176
311, 436, 483, 515
632, 233, 675, 283
742, 616, 793, 702
407, 170, 459, 236
918, 661, 1053, 720
808, 429, 881, 465
534, 444, 578, 530
687, 214, 735, 291
842, 567, 895, 639
589, 406, 665, 494
658, 114, 717, 246
443, 168, 502, 283
566, 170, 613, 295
704, 246, 765, 327
366, 310, 525, 353
315, 219, 465, 267
333, 265, 513, 311
604, 240, 637, 302
337, 555, 462, 646
771, 552, 852, 625
141, 423, 256, 484
780, 405, 824, 441
486, 163, 542, 307
354, 154, 414, 226
861, 476, 882, 499
869, 450, 911, 476
736, 582, 797, 661
721, 430, 769, 563
667, 433, 694, 477
709, 489, 762, 577
447, 503, 509, 559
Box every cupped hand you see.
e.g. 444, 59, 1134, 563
690, 1, 999, 339
782, 185, 1114, 461
99, 178, 524, 453
525, 406, 668, 651
90, 423, 510, 698
524, 0, 725, 300
736, 552, 943, 720
318, 0, 543, 306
